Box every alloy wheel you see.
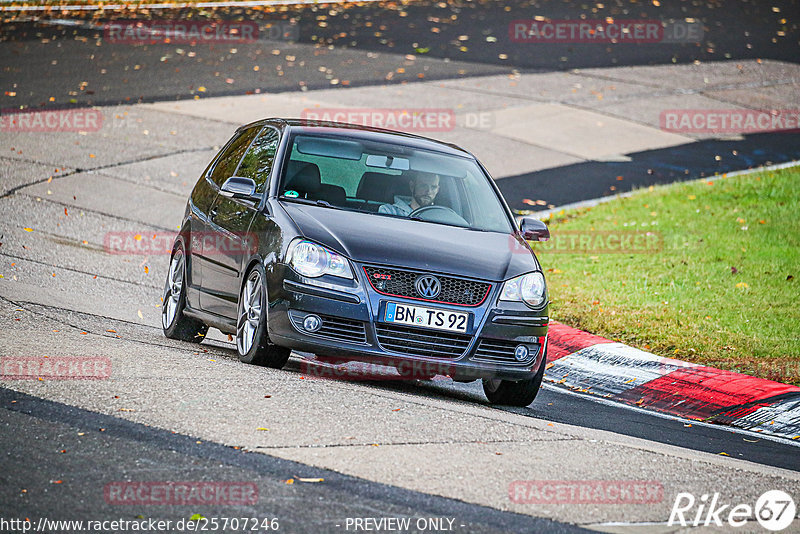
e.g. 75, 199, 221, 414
237, 270, 263, 355
162, 249, 184, 329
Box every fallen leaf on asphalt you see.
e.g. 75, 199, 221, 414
23, 228, 33, 232
137, 310, 143, 319
143, 266, 149, 274
718, 452, 730, 456
106, 329, 116, 333
256, 427, 269, 431
285, 478, 294, 485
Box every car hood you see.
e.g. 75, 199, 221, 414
280, 202, 539, 282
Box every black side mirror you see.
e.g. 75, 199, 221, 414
520, 217, 550, 242
220, 176, 259, 201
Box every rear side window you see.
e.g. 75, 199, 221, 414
236, 127, 280, 193
208, 126, 261, 187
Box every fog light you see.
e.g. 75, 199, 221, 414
514, 344, 529, 362
303, 314, 321, 332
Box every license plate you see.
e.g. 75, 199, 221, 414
384, 302, 469, 333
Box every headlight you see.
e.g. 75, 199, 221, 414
499, 272, 547, 308
288, 239, 352, 279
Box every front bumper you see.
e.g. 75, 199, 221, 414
267, 264, 549, 382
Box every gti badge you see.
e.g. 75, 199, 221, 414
415, 275, 441, 299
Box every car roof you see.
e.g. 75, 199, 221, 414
238, 118, 475, 158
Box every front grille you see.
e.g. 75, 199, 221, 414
363, 266, 491, 306
472, 338, 539, 366
289, 312, 367, 343
375, 323, 472, 359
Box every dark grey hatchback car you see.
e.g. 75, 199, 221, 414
163, 119, 551, 406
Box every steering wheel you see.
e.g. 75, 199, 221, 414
409, 205, 470, 227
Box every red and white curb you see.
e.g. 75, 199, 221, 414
544, 322, 800, 442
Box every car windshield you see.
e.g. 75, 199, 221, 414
277, 133, 513, 233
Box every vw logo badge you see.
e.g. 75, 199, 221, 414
514, 345, 529, 362
415, 275, 441, 299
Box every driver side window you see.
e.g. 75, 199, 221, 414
208, 126, 261, 187
236, 127, 280, 193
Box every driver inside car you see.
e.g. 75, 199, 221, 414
379, 171, 440, 216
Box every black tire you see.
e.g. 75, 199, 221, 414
236, 264, 291, 369
482, 350, 547, 407
162, 246, 208, 343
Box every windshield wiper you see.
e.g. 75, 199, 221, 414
279, 196, 340, 209
406, 216, 470, 229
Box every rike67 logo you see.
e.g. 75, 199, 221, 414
669, 490, 796, 531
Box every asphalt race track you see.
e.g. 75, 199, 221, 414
1, 0, 799, 532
